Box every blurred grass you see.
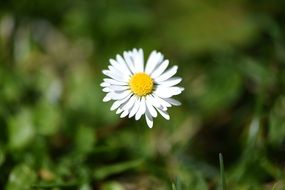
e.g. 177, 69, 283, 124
0, 0, 285, 189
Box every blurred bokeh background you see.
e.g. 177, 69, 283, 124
0, 0, 285, 189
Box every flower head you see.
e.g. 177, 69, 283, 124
101, 48, 184, 128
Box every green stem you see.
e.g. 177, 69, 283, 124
219, 153, 226, 190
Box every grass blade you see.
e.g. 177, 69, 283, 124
219, 153, 226, 190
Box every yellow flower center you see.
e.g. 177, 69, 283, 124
129, 72, 153, 96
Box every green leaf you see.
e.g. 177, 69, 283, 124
269, 97, 285, 145
101, 182, 124, 190
172, 183, 177, 190
79, 183, 92, 190
94, 160, 143, 180
8, 109, 35, 150
75, 125, 96, 155
5, 164, 36, 190
172, 178, 181, 190
0, 148, 5, 167
34, 100, 60, 135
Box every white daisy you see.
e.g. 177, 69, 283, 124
100, 48, 184, 128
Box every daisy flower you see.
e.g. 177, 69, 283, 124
100, 48, 184, 128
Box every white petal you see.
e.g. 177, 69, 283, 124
155, 87, 184, 98
108, 65, 131, 78
163, 97, 182, 106
116, 108, 123, 114
155, 66, 178, 82
123, 52, 137, 74
106, 66, 123, 77
128, 50, 139, 73
103, 70, 129, 82
111, 101, 122, 111
145, 109, 153, 128
145, 97, 157, 117
145, 51, 164, 74
152, 94, 172, 108
111, 90, 131, 100
146, 95, 166, 110
103, 93, 112, 102
100, 82, 110, 87
110, 93, 132, 111
109, 58, 131, 76
145, 50, 156, 74
102, 87, 111, 92
108, 85, 129, 92
104, 78, 128, 86
120, 110, 129, 118
116, 54, 135, 75
135, 97, 146, 120
157, 108, 170, 120
122, 95, 137, 111
129, 97, 141, 118
157, 77, 182, 87
133, 48, 144, 72
151, 59, 169, 79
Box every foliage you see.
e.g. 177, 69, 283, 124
0, 0, 285, 189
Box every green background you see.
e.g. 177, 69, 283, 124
0, 0, 285, 189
